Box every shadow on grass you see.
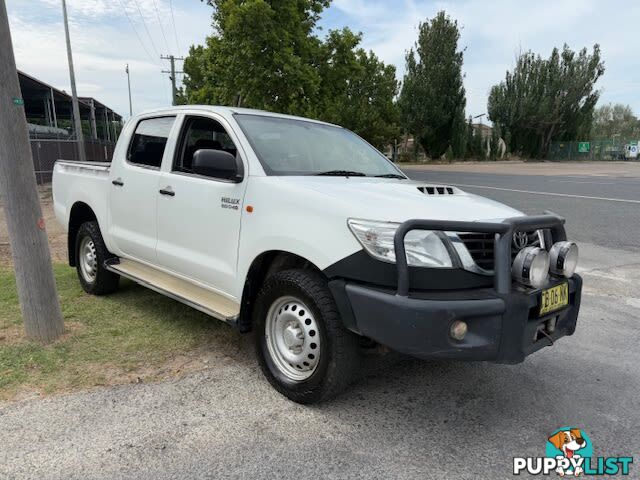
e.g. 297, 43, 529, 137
0, 264, 251, 401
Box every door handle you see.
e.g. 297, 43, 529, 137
112, 178, 124, 187
159, 187, 175, 197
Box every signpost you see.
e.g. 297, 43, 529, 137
578, 142, 590, 153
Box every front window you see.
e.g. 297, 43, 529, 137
235, 114, 404, 177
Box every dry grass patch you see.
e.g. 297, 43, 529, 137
0, 264, 235, 401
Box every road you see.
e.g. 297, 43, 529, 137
1, 165, 639, 479
405, 168, 640, 251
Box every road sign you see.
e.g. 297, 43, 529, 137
578, 142, 590, 153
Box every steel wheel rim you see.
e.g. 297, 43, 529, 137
265, 296, 321, 381
79, 236, 98, 283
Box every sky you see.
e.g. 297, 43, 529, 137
7, 0, 640, 121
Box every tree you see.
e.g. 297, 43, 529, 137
316, 28, 399, 148
488, 44, 604, 158
0, 1, 64, 342
591, 103, 640, 140
182, 0, 328, 115
398, 11, 466, 159
464, 117, 485, 159
182, 1, 399, 147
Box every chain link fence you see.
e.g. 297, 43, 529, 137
30, 135, 116, 184
548, 140, 637, 161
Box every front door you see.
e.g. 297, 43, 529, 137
155, 115, 247, 297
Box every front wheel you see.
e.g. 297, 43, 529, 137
254, 269, 360, 404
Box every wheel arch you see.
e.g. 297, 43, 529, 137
237, 250, 323, 333
67, 201, 98, 266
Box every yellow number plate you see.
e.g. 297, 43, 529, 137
540, 283, 569, 316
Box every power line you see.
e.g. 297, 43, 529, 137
169, 0, 181, 54
117, 0, 157, 64
152, 0, 171, 54
131, 0, 160, 58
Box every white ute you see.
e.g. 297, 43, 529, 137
53, 106, 583, 403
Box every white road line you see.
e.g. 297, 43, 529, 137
452, 183, 640, 204
549, 179, 615, 185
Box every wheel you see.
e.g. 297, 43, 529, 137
254, 269, 360, 404
75, 221, 119, 295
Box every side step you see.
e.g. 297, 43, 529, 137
105, 258, 240, 324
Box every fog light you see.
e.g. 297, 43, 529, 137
549, 241, 578, 278
512, 246, 550, 289
450, 320, 467, 341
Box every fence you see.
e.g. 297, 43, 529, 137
29, 136, 116, 184
548, 140, 636, 161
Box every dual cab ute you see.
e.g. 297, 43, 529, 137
53, 106, 582, 403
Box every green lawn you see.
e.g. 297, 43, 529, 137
0, 264, 224, 401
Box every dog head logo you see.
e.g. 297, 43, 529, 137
545, 427, 593, 477
548, 429, 587, 459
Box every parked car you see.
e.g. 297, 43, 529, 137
53, 106, 582, 403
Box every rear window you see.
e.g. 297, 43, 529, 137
128, 117, 175, 168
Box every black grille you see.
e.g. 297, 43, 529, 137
458, 231, 541, 271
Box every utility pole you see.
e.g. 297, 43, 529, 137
61, 0, 86, 162
126, 64, 133, 116
161, 54, 184, 106
0, 0, 64, 343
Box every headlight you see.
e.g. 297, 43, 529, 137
512, 246, 550, 288
347, 219, 453, 268
549, 241, 578, 278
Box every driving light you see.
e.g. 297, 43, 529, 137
549, 241, 578, 278
450, 320, 468, 341
512, 246, 550, 289
347, 219, 453, 268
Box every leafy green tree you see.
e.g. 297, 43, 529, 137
488, 44, 604, 158
591, 103, 640, 140
398, 11, 466, 159
183, 0, 328, 115
183, 1, 399, 147
317, 28, 399, 148
463, 117, 485, 159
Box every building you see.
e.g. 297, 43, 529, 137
18, 70, 123, 183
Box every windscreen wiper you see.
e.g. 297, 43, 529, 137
374, 173, 407, 179
316, 170, 367, 177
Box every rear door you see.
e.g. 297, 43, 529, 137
108, 116, 177, 264
155, 114, 247, 296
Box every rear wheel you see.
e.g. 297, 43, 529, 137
75, 221, 119, 295
254, 269, 360, 404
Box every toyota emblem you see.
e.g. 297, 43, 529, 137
513, 231, 529, 249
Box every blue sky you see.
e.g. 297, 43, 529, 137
7, 0, 640, 121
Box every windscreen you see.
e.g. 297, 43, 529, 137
235, 114, 404, 177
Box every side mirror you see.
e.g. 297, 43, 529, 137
192, 149, 243, 182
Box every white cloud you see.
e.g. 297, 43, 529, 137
7, 0, 213, 118
7, 0, 640, 122
332, 0, 640, 118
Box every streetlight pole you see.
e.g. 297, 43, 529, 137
61, 0, 86, 161
126, 64, 133, 117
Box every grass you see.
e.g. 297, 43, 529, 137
0, 264, 226, 401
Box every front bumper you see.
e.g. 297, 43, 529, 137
330, 275, 582, 364
328, 214, 583, 364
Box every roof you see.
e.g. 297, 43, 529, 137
134, 105, 339, 127
18, 70, 121, 120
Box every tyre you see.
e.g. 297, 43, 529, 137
254, 269, 360, 404
75, 221, 119, 295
